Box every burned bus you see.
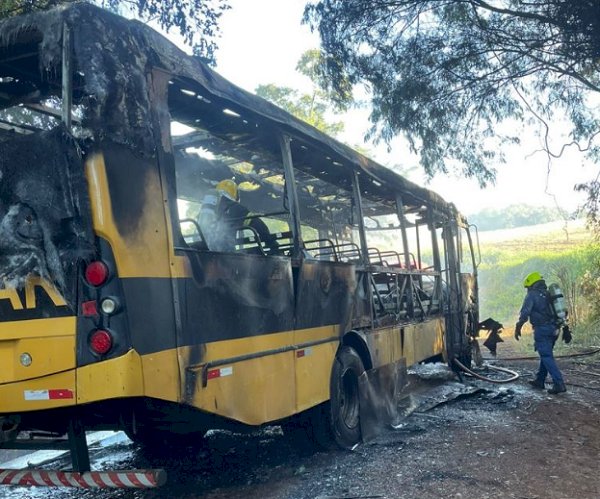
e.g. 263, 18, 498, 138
0, 3, 479, 480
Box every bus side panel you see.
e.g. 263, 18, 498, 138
292, 261, 356, 412
294, 327, 339, 413
179, 326, 342, 424
409, 320, 445, 365
294, 261, 356, 331
178, 331, 297, 425
365, 321, 444, 370
176, 253, 295, 345
365, 326, 402, 369
196, 352, 296, 426
175, 252, 295, 422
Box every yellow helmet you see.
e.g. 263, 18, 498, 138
523, 272, 543, 288
216, 179, 238, 201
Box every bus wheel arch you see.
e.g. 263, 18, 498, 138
341, 331, 372, 371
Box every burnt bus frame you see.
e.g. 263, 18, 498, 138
0, 3, 480, 474
157, 72, 468, 334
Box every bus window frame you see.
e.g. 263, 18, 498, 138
160, 77, 297, 259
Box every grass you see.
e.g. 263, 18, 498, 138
502, 325, 600, 358
476, 219, 600, 347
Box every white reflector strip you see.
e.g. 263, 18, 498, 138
24, 390, 49, 400
207, 366, 234, 380
0, 469, 166, 488
296, 347, 313, 358
23, 389, 74, 400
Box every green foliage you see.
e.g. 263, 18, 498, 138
580, 251, 600, 320
295, 49, 352, 113
304, 1, 600, 188
575, 180, 600, 235
255, 83, 344, 137
0, 0, 67, 17
469, 204, 568, 231
255, 50, 346, 137
0, 0, 230, 63
479, 245, 592, 325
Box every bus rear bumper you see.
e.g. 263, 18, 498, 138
0, 349, 145, 414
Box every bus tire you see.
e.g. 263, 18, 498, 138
328, 345, 365, 449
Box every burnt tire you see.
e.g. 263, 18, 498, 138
328, 345, 365, 449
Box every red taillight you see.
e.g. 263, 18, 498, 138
85, 261, 109, 287
89, 329, 113, 355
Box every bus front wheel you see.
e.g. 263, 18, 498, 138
328, 345, 365, 449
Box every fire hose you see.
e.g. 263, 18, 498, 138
486, 346, 600, 362
453, 358, 520, 384
453, 347, 600, 384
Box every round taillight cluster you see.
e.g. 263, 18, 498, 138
83, 260, 117, 357
89, 329, 113, 355
85, 261, 109, 287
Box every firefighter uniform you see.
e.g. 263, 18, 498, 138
515, 273, 566, 394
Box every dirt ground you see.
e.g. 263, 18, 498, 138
2, 335, 599, 499
199, 336, 600, 499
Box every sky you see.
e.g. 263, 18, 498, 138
213, 0, 595, 216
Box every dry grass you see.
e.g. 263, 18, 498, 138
477, 219, 591, 250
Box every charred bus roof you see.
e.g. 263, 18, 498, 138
0, 2, 461, 221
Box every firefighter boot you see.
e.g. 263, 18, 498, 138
528, 379, 545, 390
547, 383, 567, 395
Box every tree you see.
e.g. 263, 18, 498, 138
255, 49, 347, 137
0, 0, 230, 63
256, 83, 346, 137
468, 204, 569, 231
303, 1, 600, 189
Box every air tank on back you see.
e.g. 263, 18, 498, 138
548, 283, 568, 326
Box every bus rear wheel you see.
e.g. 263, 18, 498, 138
328, 345, 365, 449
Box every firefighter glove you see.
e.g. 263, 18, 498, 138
514, 322, 523, 341
562, 325, 572, 344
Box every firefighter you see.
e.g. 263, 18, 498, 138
514, 272, 566, 394
214, 179, 279, 253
